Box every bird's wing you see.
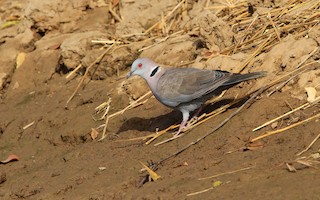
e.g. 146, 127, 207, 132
155, 68, 232, 106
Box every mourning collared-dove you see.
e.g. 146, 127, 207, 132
127, 58, 266, 135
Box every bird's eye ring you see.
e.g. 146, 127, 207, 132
138, 63, 143, 68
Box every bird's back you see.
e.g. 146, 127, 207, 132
155, 68, 233, 107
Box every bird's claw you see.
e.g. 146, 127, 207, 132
173, 124, 187, 137
189, 116, 199, 125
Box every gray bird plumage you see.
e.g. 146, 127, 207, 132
155, 68, 265, 107
127, 58, 266, 135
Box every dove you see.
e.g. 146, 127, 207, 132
127, 58, 266, 135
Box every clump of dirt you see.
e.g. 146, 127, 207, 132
0, 0, 320, 199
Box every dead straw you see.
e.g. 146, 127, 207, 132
296, 132, 320, 156
232, 15, 258, 54
221, 0, 319, 56
97, 91, 152, 141
198, 165, 255, 180
144, 0, 186, 34
266, 61, 319, 90
205, 0, 247, 11
267, 12, 281, 42
251, 112, 320, 142
65, 44, 114, 108
138, 30, 184, 52
186, 186, 215, 197
267, 47, 319, 96
109, 2, 122, 22
295, 47, 319, 69
66, 64, 83, 79
237, 34, 273, 73
252, 100, 314, 132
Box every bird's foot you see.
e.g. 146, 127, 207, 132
189, 107, 202, 124
188, 116, 199, 125
173, 121, 188, 136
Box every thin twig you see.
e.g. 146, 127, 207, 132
253, 96, 320, 131
98, 91, 152, 141
263, 61, 319, 94
23, 121, 35, 130
91, 39, 123, 45
98, 115, 110, 141
267, 47, 319, 96
296, 132, 320, 156
138, 30, 184, 52
65, 44, 114, 108
267, 68, 308, 96
92, 98, 112, 121
115, 134, 155, 142
267, 12, 281, 42
232, 15, 258, 54
251, 112, 320, 142
66, 64, 82, 79
186, 186, 215, 197
109, 2, 122, 22
198, 165, 255, 180
144, 0, 186, 34
295, 47, 319, 69
252, 102, 309, 131
237, 35, 273, 73
145, 124, 179, 145
154, 134, 183, 146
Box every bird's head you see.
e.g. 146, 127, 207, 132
127, 58, 160, 80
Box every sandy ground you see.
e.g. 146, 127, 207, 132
0, 0, 320, 199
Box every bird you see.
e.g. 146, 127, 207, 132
127, 58, 266, 135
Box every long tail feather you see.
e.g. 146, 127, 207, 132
223, 71, 267, 86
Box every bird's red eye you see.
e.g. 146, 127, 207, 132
138, 63, 143, 68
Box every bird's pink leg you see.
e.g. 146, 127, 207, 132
175, 120, 187, 136
191, 106, 203, 121
174, 110, 189, 136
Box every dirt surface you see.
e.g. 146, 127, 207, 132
1, 0, 320, 199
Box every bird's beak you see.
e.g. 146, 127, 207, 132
127, 71, 133, 78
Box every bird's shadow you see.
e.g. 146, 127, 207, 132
116, 96, 249, 135
116, 111, 180, 135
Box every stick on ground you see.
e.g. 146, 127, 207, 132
252, 100, 313, 131
251, 112, 320, 142
198, 165, 255, 180
296, 132, 320, 156
65, 44, 114, 108
97, 91, 152, 141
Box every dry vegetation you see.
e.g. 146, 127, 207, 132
0, 0, 320, 199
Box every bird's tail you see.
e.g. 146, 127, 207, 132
223, 71, 267, 86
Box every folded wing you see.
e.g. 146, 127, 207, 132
156, 68, 232, 107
